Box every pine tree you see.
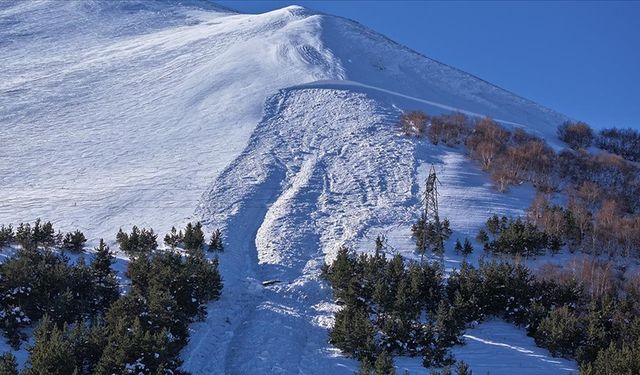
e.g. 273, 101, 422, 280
372, 278, 391, 315
62, 230, 87, 252
91, 239, 120, 316
62, 256, 95, 322
208, 229, 224, 252
330, 304, 377, 361
475, 229, 489, 246
485, 215, 501, 235
116, 226, 157, 257
430, 366, 452, 375
580, 339, 640, 375
24, 317, 76, 375
183, 222, 205, 251
15, 222, 34, 250
184, 247, 222, 320
374, 351, 396, 375
456, 360, 472, 375
357, 357, 374, 375
163, 226, 183, 249
374, 235, 385, 257
534, 305, 582, 358
462, 239, 474, 257
381, 313, 410, 353
32, 219, 55, 249
147, 284, 185, 345
393, 278, 417, 321
0, 224, 14, 248
420, 322, 436, 367
431, 301, 461, 367
0, 352, 18, 375
66, 321, 93, 374
454, 239, 463, 254
325, 246, 356, 298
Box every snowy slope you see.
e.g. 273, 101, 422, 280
190, 85, 576, 374
0, 0, 567, 241
0, 1, 341, 240
1, 1, 576, 373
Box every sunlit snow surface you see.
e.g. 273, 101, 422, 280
0, 1, 576, 374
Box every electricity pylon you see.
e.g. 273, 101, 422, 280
418, 165, 444, 265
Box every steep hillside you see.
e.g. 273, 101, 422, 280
190, 85, 575, 374
0, 1, 566, 240
0, 1, 575, 373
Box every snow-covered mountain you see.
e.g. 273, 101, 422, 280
0, 1, 576, 373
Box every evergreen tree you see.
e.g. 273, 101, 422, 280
184, 249, 223, 319
431, 301, 462, 367
208, 228, 224, 252
393, 278, 417, 321
375, 235, 385, 257
116, 226, 157, 258
429, 366, 452, 375
53, 230, 64, 248
324, 246, 356, 299
163, 226, 183, 249
534, 305, 582, 358
126, 253, 152, 296
374, 351, 396, 375
183, 222, 205, 251
62, 230, 87, 252
0, 352, 18, 375
330, 304, 377, 361
455, 360, 472, 375
146, 284, 185, 346
580, 339, 640, 375
32, 219, 56, 249
381, 313, 410, 353
357, 357, 374, 375
420, 322, 437, 368
0, 225, 14, 248
66, 320, 94, 374
414, 217, 452, 259
454, 239, 463, 254
547, 234, 563, 254
94, 316, 173, 375
24, 317, 76, 375
63, 257, 95, 322
372, 277, 392, 315
15, 222, 34, 250
485, 215, 502, 235
91, 239, 120, 316
462, 239, 473, 257
475, 229, 488, 246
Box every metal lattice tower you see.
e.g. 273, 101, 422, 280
419, 165, 444, 261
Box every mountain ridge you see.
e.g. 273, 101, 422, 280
0, 2, 578, 373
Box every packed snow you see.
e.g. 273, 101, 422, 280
0, 1, 577, 374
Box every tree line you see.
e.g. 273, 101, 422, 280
324, 235, 640, 374
399, 111, 640, 258
0, 219, 224, 374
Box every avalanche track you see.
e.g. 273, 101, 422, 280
184, 86, 577, 374
186, 88, 409, 374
